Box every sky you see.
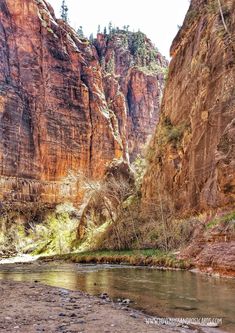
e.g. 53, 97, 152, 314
48, 0, 190, 58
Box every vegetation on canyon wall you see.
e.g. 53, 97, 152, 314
1, 159, 234, 260
0, 0, 234, 277
0, 203, 78, 256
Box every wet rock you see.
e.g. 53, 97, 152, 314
100, 293, 109, 300
121, 307, 129, 311
122, 298, 131, 304
69, 313, 77, 318
130, 313, 138, 318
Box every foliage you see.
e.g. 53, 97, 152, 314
156, 116, 188, 150
0, 204, 79, 256
129, 31, 146, 56
77, 26, 84, 38
206, 211, 235, 229
131, 155, 147, 189
31, 204, 78, 255
89, 33, 94, 43
60, 0, 68, 22
106, 53, 115, 73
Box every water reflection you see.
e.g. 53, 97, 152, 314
0, 263, 234, 332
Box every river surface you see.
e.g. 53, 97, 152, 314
0, 261, 234, 332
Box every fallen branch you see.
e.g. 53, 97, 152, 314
217, 0, 229, 33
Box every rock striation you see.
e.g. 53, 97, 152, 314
141, 0, 235, 276
142, 0, 235, 215
0, 0, 166, 206
95, 31, 167, 161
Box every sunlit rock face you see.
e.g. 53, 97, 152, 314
0, 0, 166, 205
142, 0, 235, 215
95, 31, 167, 161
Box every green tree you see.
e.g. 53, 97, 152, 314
97, 25, 101, 34
77, 26, 84, 38
60, 0, 68, 22
123, 25, 130, 32
89, 33, 94, 43
108, 21, 113, 34
130, 31, 145, 56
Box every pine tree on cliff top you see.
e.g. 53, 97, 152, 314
61, 0, 68, 22
77, 26, 84, 38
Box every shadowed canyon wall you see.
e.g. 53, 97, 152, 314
142, 0, 235, 216
0, 0, 166, 206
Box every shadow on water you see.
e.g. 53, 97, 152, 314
0, 262, 234, 332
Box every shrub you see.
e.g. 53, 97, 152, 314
206, 211, 235, 229
0, 203, 79, 256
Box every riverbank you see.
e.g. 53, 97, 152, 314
39, 249, 193, 270
38, 248, 235, 278
0, 280, 202, 333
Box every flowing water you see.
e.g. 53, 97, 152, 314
0, 261, 234, 332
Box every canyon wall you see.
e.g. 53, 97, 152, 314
95, 31, 167, 161
0, 0, 166, 206
140, 0, 235, 275
142, 0, 235, 216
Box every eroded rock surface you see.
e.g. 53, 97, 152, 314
0, 0, 166, 206
95, 31, 167, 161
141, 0, 235, 275
142, 0, 235, 215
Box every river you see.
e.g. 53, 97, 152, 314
0, 260, 234, 332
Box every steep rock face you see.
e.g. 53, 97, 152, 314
0, 0, 166, 206
142, 0, 235, 215
0, 0, 123, 204
95, 31, 167, 161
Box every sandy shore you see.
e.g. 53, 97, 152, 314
0, 280, 207, 333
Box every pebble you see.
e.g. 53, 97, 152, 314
130, 313, 138, 318
100, 293, 109, 299
121, 307, 129, 311
69, 313, 77, 318
122, 298, 131, 304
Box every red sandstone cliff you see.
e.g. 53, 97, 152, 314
141, 0, 235, 276
142, 0, 235, 215
95, 31, 167, 161
0, 0, 165, 206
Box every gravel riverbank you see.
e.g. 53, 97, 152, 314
0, 280, 212, 333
